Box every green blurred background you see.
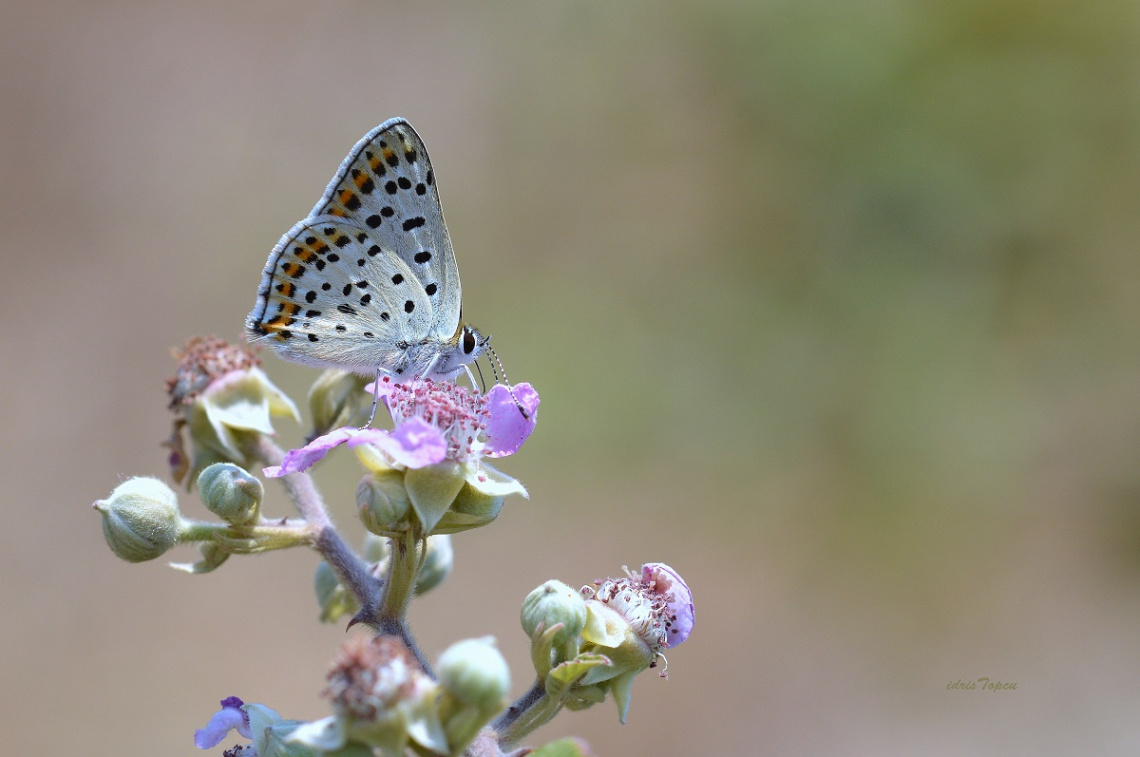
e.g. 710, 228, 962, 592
3, 1, 1140, 754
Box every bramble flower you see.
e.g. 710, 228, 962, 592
266, 378, 538, 476
265, 378, 537, 534
166, 337, 299, 486
576, 563, 695, 723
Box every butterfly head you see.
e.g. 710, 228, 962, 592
419, 322, 488, 381
460, 323, 489, 361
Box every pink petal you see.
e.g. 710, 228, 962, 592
484, 383, 539, 457
262, 427, 356, 477
350, 417, 448, 468
642, 563, 694, 647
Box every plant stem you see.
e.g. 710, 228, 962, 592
251, 436, 383, 622
492, 680, 562, 747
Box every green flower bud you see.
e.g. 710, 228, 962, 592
308, 369, 372, 437
521, 580, 587, 646
93, 477, 185, 562
362, 532, 390, 564
197, 463, 263, 525
357, 471, 412, 536
315, 560, 359, 623
414, 535, 453, 595
437, 637, 510, 752
438, 637, 511, 711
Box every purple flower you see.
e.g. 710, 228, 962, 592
194, 696, 251, 749
265, 379, 537, 477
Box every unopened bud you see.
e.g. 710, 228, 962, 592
198, 463, 262, 525
357, 471, 412, 536
521, 580, 587, 646
308, 369, 372, 436
414, 534, 454, 595
438, 637, 510, 710
93, 477, 185, 562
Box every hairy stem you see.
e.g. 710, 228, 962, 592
250, 436, 383, 620
380, 530, 418, 621
492, 679, 558, 747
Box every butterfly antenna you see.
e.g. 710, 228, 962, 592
486, 343, 529, 420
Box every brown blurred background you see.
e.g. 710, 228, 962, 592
3, 1, 1140, 754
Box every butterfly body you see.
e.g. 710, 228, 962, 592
246, 119, 486, 381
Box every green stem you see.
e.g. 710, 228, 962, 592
178, 520, 229, 542
379, 530, 418, 623
493, 681, 563, 748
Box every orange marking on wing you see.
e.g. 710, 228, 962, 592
327, 207, 346, 217
337, 188, 356, 205
263, 315, 290, 330
282, 262, 304, 278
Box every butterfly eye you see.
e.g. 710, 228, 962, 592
462, 327, 477, 355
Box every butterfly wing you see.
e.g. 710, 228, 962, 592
246, 217, 436, 374
311, 118, 461, 342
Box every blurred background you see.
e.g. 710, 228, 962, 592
3, 1, 1140, 754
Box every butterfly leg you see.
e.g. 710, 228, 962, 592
463, 364, 482, 393
363, 367, 384, 428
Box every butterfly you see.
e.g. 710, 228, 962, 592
246, 118, 487, 383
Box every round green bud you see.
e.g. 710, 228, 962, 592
438, 637, 511, 710
93, 477, 184, 562
315, 560, 339, 605
357, 471, 412, 536
362, 532, 390, 564
308, 369, 371, 436
314, 561, 360, 623
197, 463, 263, 525
414, 534, 454, 595
521, 580, 588, 645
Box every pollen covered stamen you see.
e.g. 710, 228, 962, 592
324, 636, 419, 721
384, 378, 490, 461
166, 336, 261, 410
590, 573, 672, 653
